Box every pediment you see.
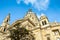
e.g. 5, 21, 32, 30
20, 20, 34, 30
10, 18, 35, 30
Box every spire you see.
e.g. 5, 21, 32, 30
1, 13, 10, 31
3, 13, 10, 23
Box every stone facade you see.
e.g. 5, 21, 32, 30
0, 9, 60, 40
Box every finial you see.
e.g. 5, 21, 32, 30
8, 13, 10, 18
8, 13, 10, 20
28, 8, 32, 12
8, 13, 10, 16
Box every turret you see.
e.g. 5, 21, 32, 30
3, 13, 10, 23
39, 13, 49, 28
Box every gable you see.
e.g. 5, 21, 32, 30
10, 18, 35, 30
24, 11, 39, 26
20, 20, 34, 30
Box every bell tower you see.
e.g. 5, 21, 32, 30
39, 13, 49, 28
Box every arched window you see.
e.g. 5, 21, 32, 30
42, 20, 47, 25
42, 21, 44, 25
44, 21, 47, 25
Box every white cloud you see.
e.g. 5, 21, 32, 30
16, 0, 49, 11
16, 0, 21, 4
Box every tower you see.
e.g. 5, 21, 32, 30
3, 13, 10, 23
24, 9, 39, 27
1, 13, 10, 32
40, 13, 49, 28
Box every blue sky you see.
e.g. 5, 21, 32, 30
0, 0, 60, 24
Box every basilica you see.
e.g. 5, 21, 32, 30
0, 9, 60, 40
